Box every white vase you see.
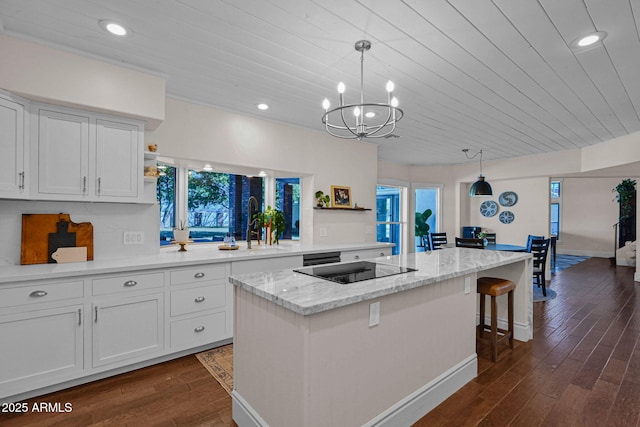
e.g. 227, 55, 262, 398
173, 228, 190, 243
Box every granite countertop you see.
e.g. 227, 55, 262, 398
229, 248, 532, 315
0, 241, 393, 284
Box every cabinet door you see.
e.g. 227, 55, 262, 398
95, 119, 141, 200
92, 293, 164, 368
37, 109, 90, 197
0, 95, 26, 198
0, 305, 83, 398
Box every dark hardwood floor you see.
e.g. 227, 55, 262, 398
2, 257, 638, 426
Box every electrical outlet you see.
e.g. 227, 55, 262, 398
369, 301, 380, 327
123, 231, 144, 245
319, 227, 328, 237
464, 276, 471, 294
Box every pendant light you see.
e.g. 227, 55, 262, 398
462, 149, 493, 197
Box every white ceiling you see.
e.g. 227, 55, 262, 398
1, 0, 639, 166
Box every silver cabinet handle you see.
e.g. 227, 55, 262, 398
19, 171, 25, 190
194, 272, 205, 279
97, 177, 101, 194
194, 296, 205, 303
194, 326, 205, 333
83, 176, 87, 193
94, 306, 98, 322
78, 308, 82, 326
29, 290, 48, 297
124, 280, 138, 287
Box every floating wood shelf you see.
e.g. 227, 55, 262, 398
313, 207, 371, 211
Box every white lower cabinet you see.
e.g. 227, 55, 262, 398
92, 293, 164, 368
168, 264, 232, 352
0, 304, 84, 396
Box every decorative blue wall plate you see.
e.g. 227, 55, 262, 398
480, 200, 498, 217
499, 211, 515, 224
498, 191, 518, 207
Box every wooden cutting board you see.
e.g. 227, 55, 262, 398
21, 213, 94, 265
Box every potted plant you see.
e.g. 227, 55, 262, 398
415, 208, 432, 248
173, 219, 190, 243
613, 179, 637, 262
256, 206, 286, 245
315, 190, 330, 208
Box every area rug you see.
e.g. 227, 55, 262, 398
196, 344, 233, 395
533, 285, 557, 302
553, 254, 590, 273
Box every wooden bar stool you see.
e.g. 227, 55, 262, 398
477, 277, 515, 362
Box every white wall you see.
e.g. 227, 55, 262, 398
147, 97, 379, 245
0, 35, 165, 128
558, 177, 625, 257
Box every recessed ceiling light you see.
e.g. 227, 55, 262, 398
365, 111, 376, 118
257, 103, 269, 110
99, 19, 129, 37
571, 31, 607, 49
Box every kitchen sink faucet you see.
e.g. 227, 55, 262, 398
246, 196, 260, 249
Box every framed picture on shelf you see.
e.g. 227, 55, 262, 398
331, 185, 352, 208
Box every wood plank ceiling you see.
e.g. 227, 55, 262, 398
1, 0, 639, 166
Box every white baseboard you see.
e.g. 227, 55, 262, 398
232, 355, 478, 427
232, 390, 269, 427
364, 354, 477, 427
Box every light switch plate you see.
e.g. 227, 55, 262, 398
369, 301, 380, 327
464, 276, 471, 294
124, 231, 144, 245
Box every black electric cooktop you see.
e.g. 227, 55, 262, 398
293, 261, 417, 284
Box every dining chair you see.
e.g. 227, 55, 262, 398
455, 237, 485, 249
526, 234, 544, 252
531, 238, 551, 296
484, 233, 497, 244
429, 232, 448, 250
420, 235, 432, 251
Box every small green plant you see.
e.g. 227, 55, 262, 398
256, 206, 286, 244
613, 179, 636, 221
415, 208, 433, 238
315, 190, 331, 207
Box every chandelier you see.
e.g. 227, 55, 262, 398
322, 40, 404, 140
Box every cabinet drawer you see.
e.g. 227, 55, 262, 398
92, 272, 164, 296
170, 312, 228, 350
0, 281, 84, 308
171, 284, 226, 317
170, 265, 227, 285
342, 248, 392, 261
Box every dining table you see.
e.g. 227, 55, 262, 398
484, 243, 527, 252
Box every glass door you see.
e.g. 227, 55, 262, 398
414, 186, 440, 252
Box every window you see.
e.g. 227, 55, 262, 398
275, 178, 300, 240
550, 181, 561, 199
187, 169, 263, 243
157, 163, 176, 245
157, 163, 300, 245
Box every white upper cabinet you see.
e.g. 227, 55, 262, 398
33, 103, 144, 203
95, 119, 142, 200
37, 108, 90, 197
0, 93, 28, 199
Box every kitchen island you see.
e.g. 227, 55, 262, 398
230, 248, 532, 427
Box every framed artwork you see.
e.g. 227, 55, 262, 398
331, 185, 352, 208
